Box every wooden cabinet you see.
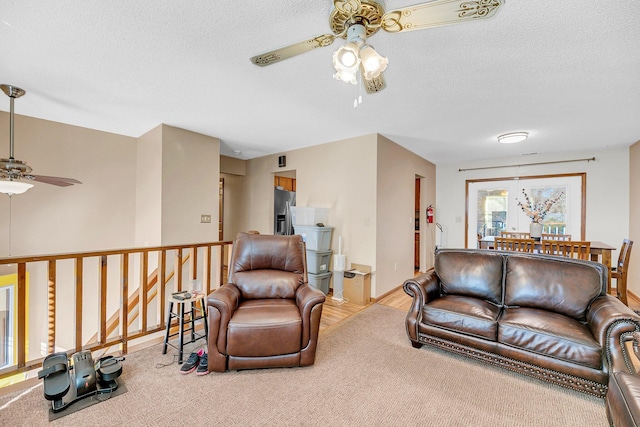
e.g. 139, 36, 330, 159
274, 176, 296, 192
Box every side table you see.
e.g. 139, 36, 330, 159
162, 292, 208, 363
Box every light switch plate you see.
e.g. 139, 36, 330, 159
201, 214, 211, 223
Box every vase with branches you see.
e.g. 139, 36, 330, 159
517, 189, 565, 224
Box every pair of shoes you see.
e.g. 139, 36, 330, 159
196, 352, 208, 376
180, 349, 205, 374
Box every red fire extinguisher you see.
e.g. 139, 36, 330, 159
427, 205, 434, 224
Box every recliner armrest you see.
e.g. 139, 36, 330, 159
207, 284, 242, 354
296, 284, 326, 346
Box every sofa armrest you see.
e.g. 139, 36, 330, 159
403, 269, 440, 343
207, 284, 241, 355
296, 283, 326, 347
587, 295, 640, 373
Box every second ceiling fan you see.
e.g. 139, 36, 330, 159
251, 0, 505, 94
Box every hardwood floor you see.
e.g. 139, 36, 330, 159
319, 286, 411, 333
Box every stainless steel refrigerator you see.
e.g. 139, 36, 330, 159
274, 188, 296, 235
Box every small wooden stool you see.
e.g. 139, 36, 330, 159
162, 292, 208, 363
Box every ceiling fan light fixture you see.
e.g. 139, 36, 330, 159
333, 42, 361, 85
360, 45, 388, 80
0, 179, 33, 196
334, 42, 360, 68
333, 69, 358, 85
497, 132, 529, 144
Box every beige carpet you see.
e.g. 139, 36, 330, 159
0, 304, 607, 426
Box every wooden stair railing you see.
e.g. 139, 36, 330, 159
91, 250, 195, 345
0, 241, 232, 382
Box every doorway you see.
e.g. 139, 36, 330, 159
415, 176, 420, 271
274, 171, 297, 235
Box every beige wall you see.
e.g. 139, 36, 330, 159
241, 133, 435, 298
160, 125, 220, 245
629, 141, 640, 297
376, 135, 436, 296
134, 124, 220, 246
220, 155, 246, 176
243, 134, 377, 265
220, 155, 248, 241
135, 125, 163, 246
220, 172, 246, 241
0, 112, 137, 257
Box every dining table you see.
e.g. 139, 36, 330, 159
478, 236, 617, 293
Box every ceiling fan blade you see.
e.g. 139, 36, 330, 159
251, 34, 337, 66
381, 0, 504, 34
30, 175, 82, 187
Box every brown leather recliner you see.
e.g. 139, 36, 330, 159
207, 233, 326, 372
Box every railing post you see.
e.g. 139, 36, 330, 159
47, 260, 56, 354
139, 251, 148, 333
17, 263, 27, 369
203, 246, 211, 295
75, 257, 83, 351
120, 253, 129, 354
159, 250, 166, 326
189, 247, 197, 284
174, 249, 183, 292
99, 255, 108, 344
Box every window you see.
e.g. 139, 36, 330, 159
466, 174, 585, 247
0, 282, 15, 368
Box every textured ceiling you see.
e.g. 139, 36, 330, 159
1, 0, 639, 164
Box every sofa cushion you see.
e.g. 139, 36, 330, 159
499, 307, 602, 370
435, 250, 504, 305
233, 270, 301, 299
504, 255, 602, 320
422, 295, 501, 341
227, 299, 302, 357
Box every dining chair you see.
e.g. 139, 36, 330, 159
612, 239, 634, 306
541, 233, 572, 241
540, 240, 591, 260
494, 237, 535, 253
500, 231, 531, 239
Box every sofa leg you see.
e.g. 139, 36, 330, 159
411, 340, 423, 349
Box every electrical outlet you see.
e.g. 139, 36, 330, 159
394, 262, 398, 271
200, 214, 211, 223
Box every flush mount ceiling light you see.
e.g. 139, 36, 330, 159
497, 132, 529, 144
251, 0, 505, 96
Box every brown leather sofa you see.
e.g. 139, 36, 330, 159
403, 249, 640, 397
207, 233, 326, 372
606, 332, 640, 426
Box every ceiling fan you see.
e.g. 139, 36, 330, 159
251, 0, 505, 94
1, 84, 82, 195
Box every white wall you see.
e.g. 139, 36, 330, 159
436, 147, 629, 261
